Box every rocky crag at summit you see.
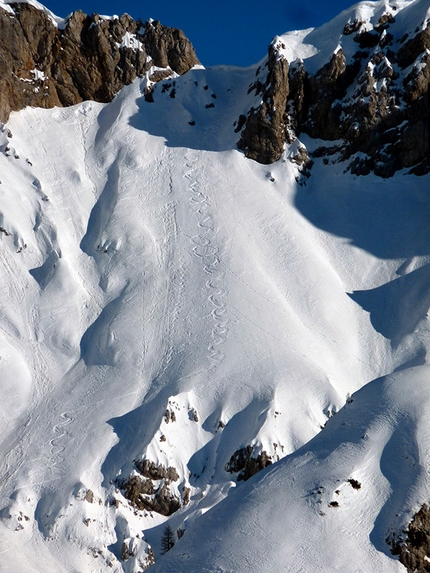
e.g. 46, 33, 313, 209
3, 2, 430, 178
238, 5, 430, 177
0, 2, 198, 121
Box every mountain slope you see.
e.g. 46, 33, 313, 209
0, 1, 430, 572
152, 365, 430, 573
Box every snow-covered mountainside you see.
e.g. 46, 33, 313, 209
1, 1, 430, 572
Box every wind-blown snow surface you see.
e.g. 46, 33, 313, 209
1, 3, 430, 572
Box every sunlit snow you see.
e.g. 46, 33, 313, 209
0, 0, 430, 572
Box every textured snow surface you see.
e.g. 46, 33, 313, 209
153, 365, 430, 573
0, 1, 430, 572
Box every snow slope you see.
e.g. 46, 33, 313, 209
0, 1, 430, 572
152, 365, 430, 573
275, 0, 419, 74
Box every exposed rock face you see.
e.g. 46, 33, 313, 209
390, 504, 430, 572
135, 459, 179, 482
225, 446, 272, 481
237, 12, 430, 176
238, 39, 290, 164
0, 3, 199, 121
143, 21, 199, 76
119, 460, 182, 516
305, 48, 364, 142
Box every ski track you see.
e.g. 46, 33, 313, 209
185, 152, 229, 369
0, 540, 10, 555
138, 146, 190, 391
49, 412, 74, 465
2, 28, 429, 573
28, 369, 110, 491
28, 305, 53, 402
0, 232, 55, 430
152, 198, 187, 384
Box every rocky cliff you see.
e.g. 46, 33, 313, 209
238, 6, 430, 177
3, 3, 430, 178
0, 2, 199, 121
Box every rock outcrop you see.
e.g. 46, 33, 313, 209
0, 3, 199, 121
225, 446, 272, 481
119, 460, 182, 516
237, 10, 430, 176
237, 39, 290, 164
390, 504, 430, 572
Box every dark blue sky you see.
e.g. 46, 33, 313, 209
43, 0, 355, 66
